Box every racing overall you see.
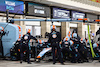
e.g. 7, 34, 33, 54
78, 40, 88, 62
71, 37, 81, 63
0, 31, 6, 57
61, 40, 71, 61
20, 33, 37, 63
14, 40, 21, 60
48, 31, 63, 64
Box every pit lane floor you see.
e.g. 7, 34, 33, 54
0, 60, 100, 67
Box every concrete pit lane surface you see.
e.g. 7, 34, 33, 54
0, 60, 100, 67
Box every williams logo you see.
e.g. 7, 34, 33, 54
5, 1, 15, 6
6, 6, 14, 10
5, 1, 15, 10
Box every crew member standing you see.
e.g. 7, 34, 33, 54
48, 25, 64, 65
0, 26, 6, 57
20, 29, 37, 64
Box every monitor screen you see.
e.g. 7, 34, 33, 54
53, 8, 70, 19
72, 11, 85, 20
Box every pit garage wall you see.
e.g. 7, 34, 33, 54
61, 22, 70, 39
0, 14, 99, 39
78, 22, 85, 39
41, 21, 51, 38
25, 21, 41, 37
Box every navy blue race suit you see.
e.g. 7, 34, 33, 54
48, 31, 63, 64
20, 33, 37, 63
0, 31, 6, 57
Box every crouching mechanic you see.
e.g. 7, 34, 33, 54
61, 31, 76, 62
71, 33, 82, 63
78, 38, 89, 62
20, 29, 38, 64
13, 38, 21, 60
61, 37, 71, 61
48, 25, 64, 65
93, 43, 100, 62
61, 31, 72, 60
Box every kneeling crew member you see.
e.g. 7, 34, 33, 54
20, 29, 37, 64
